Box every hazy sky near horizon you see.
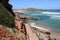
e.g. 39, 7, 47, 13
9, 0, 60, 9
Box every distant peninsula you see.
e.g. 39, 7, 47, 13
13, 8, 47, 13
23, 8, 47, 11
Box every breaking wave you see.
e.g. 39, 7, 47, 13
30, 23, 49, 31
42, 12, 60, 14
42, 12, 60, 19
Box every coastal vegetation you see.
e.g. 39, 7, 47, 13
0, 4, 15, 28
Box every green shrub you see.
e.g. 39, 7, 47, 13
0, 37, 4, 40
0, 4, 15, 28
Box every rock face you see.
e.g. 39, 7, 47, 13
0, 0, 15, 17
0, 25, 21, 40
0, 4, 15, 28
32, 27, 57, 40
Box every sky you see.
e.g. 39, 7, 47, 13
9, 0, 60, 9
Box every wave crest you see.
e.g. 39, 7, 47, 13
30, 23, 49, 31
42, 12, 60, 14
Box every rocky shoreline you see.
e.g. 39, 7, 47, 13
0, 0, 60, 39
19, 12, 60, 40
0, 11, 60, 40
15, 12, 60, 40
31, 27, 60, 40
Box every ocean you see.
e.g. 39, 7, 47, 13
21, 10, 60, 34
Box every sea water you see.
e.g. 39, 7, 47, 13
21, 11, 60, 33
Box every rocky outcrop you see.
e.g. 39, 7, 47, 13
0, 25, 26, 40
19, 15, 39, 20
26, 16, 39, 20
32, 27, 58, 40
0, 0, 15, 17
0, 25, 20, 40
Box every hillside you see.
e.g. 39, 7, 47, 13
0, 3, 26, 40
0, 4, 15, 28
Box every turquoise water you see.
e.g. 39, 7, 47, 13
21, 11, 60, 33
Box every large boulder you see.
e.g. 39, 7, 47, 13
0, 0, 15, 17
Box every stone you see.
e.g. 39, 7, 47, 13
0, 25, 21, 40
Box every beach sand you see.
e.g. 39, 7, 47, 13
30, 23, 60, 40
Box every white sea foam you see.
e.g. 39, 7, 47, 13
42, 12, 60, 19
45, 14, 60, 19
30, 23, 49, 31
42, 12, 60, 14
29, 13, 43, 16
50, 15, 60, 19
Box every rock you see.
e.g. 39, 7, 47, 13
32, 27, 57, 40
0, 25, 21, 40
26, 16, 38, 20
45, 32, 51, 35
19, 16, 39, 20
0, 0, 15, 17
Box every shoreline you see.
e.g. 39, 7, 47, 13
17, 12, 60, 40
30, 23, 49, 31
28, 22, 60, 40
29, 23, 60, 40
30, 22, 60, 35
32, 26, 60, 40
20, 12, 60, 36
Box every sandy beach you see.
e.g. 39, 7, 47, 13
29, 23, 60, 40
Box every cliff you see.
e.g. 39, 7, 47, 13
0, 0, 15, 17
0, 1, 26, 40
0, 4, 15, 28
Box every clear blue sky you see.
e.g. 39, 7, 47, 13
9, 0, 60, 9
